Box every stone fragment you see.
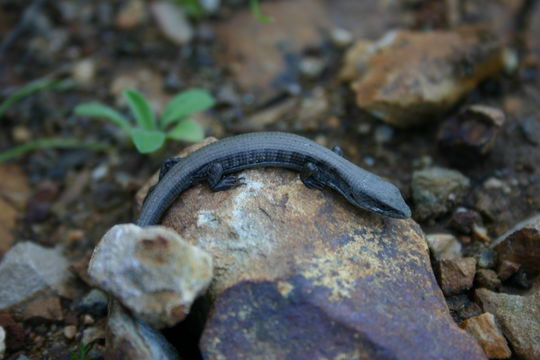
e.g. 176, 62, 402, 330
0, 242, 73, 310
436, 257, 477, 296
150, 1, 193, 45
446, 295, 483, 323
75, 289, 108, 317
20, 296, 63, 322
344, 28, 504, 127
82, 325, 106, 346
438, 105, 505, 165
460, 313, 511, 359
329, 27, 353, 48
105, 301, 179, 360
88, 224, 213, 328
411, 167, 471, 221
476, 284, 540, 360
497, 260, 520, 282
476, 248, 497, 269
473, 224, 491, 243
475, 269, 501, 291
137, 140, 486, 359
0, 313, 24, 352
116, 0, 146, 29
72, 59, 96, 86
450, 208, 482, 235
299, 56, 325, 79
493, 215, 540, 277
64, 325, 77, 340
426, 233, 462, 260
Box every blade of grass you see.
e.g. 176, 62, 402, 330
0, 78, 72, 118
123, 89, 157, 131
0, 138, 111, 163
250, 0, 272, 23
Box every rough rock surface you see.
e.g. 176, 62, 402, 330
137, 140, 486, 359
493, 215, 540, 277
343, 27, 504, 127
0, 242, 73, 310
436, 257, 477, 296
476, 284, 540, 360
411, 167, 471, 221
105, 301, 179, 360
460, 312, 511, 359
88, 224, 213, 328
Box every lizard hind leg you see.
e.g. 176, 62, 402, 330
207, 163, 246, 192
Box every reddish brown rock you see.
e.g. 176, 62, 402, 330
344, 27, 504, 127
0, 313, 24, 351
137, 140, 486, 359
493, 216, 540, 277
20, 296, 64, 322
476, 283, 540, 360
475, 269, 501, 291
436, 257, 477, 296
438, 105, 505, 165
460, 313, 511, 359
215, 1, 401, 103
497, 260, 520, 281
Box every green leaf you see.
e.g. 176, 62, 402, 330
250, 0, 272, 23
0, 78, 72, 118
0, 138, 111, 163
123, 89, 157, 130
74, 103, 133, 134
166, 118, 204, 142
160, 89, 215, 127
130, 129, 166, 153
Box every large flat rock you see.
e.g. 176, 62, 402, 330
137, 139, 486, 359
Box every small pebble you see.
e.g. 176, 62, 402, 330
374, 124, 394, 144
12, 126, 32, 143
476, 248, 497, 269
72, 59, 96, 85
330, 27, 353, 48
83, 314, 95, 325
63, 325, 77, 340
299, 56, 325, 79
497, 260, 520, 281
475, 269, 501, 291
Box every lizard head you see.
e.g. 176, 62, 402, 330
345, 174, 411, 219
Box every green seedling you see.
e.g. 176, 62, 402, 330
70, 343, 92, 360
75, 88, 214, 154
